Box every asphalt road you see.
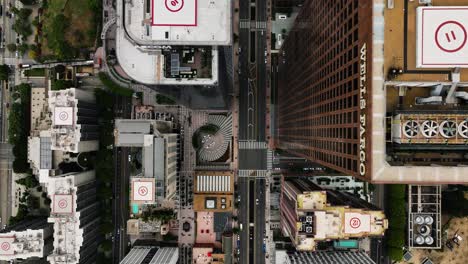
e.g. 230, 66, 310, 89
237, 0, 269, 263
112, 95, 132, 264
238, 177, 250, 264
254, 179, 266, 264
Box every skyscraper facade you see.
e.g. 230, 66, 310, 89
276, 0, 373, 180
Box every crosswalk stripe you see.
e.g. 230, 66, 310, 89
238, 141, 267, 149
238, 170, 269, 178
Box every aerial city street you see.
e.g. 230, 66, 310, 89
0, 0, 468, 264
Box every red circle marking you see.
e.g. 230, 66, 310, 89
1, 242, 10, 251
349, 217, 361, 229
435, 21, 467, 53
58, 199, 68, 209
138, 186, 148, 196
165, 0, 184, 13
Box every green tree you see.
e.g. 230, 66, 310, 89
387, 246, 403, 262
20, 0, 37, 5
18, 8, 32, 19
0, 64, 10, 80
99, 223, 113, 235
47, 14, 73, 59
51, 79, 73, 90
17, 43, 29, 56
7, 44, 17, 52
99, 240, 112, 252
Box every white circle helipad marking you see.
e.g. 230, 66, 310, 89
435, 20, 467, 53
1, 242, 10, 251
349, 217, 361, 229
58, 199, 68, 209
138, 186, 149, 196
59, 111, 69, 121
165, 0, 184, 12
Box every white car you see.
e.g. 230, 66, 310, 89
278, 14, 287, 19
128, 155, 131, 162
256, 198, 259, 205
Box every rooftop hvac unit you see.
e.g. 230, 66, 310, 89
420, 120, 439, 138
306, 226, 313, 233
440, 121, 457, 138
415, 236, 425, 245
424, 216, 434, 225
306, 216, 313, 223
403, 120, 419, 138
392, 114, 468, 144
418, 225, 431, 236
458, 121, 468, 138
425, 236, 434, 245
415, 216, 424, 225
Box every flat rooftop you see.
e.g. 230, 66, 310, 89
125, 0, 231, 45
384, 0, 468, 81
131, 178, 155, 204
416, 7, 468, 68
369, 0, 468, 184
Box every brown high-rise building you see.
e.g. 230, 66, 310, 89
276, 0, 468, 184
276, 0, 374, 180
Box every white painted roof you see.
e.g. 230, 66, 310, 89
344, 212, 371, 235
196, 175, 231, 193
149, 0, 231, 44
53, 107, 74, 126
416, 6, 468, 68
132, 179, 155, 202
0, 230, 45, 260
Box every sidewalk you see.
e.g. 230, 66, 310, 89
231, 0, 240, 174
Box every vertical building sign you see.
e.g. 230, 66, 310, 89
359, 43, 367, 176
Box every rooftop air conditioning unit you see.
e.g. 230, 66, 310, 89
458, 121, 468, 138
425, 236, 434, 245
415, 216, 424, 225
415, 236, 425, 245
403, 120, 419, 138
440, 121, 457, 138
424, 216, 434, 225
418, 225, 431, 236
420, 120, 439, 138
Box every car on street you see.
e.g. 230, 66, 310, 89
278, 14, 287, 19
128, 155, 131, 162
256, 198, 259, 205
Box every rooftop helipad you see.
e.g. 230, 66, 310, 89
152, 0, 197, 26
131, 178, 155, 203
0, 237, 14, 256
416, 6, 468, 68
53, 107, 74, 126
52, 194, 74, 214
